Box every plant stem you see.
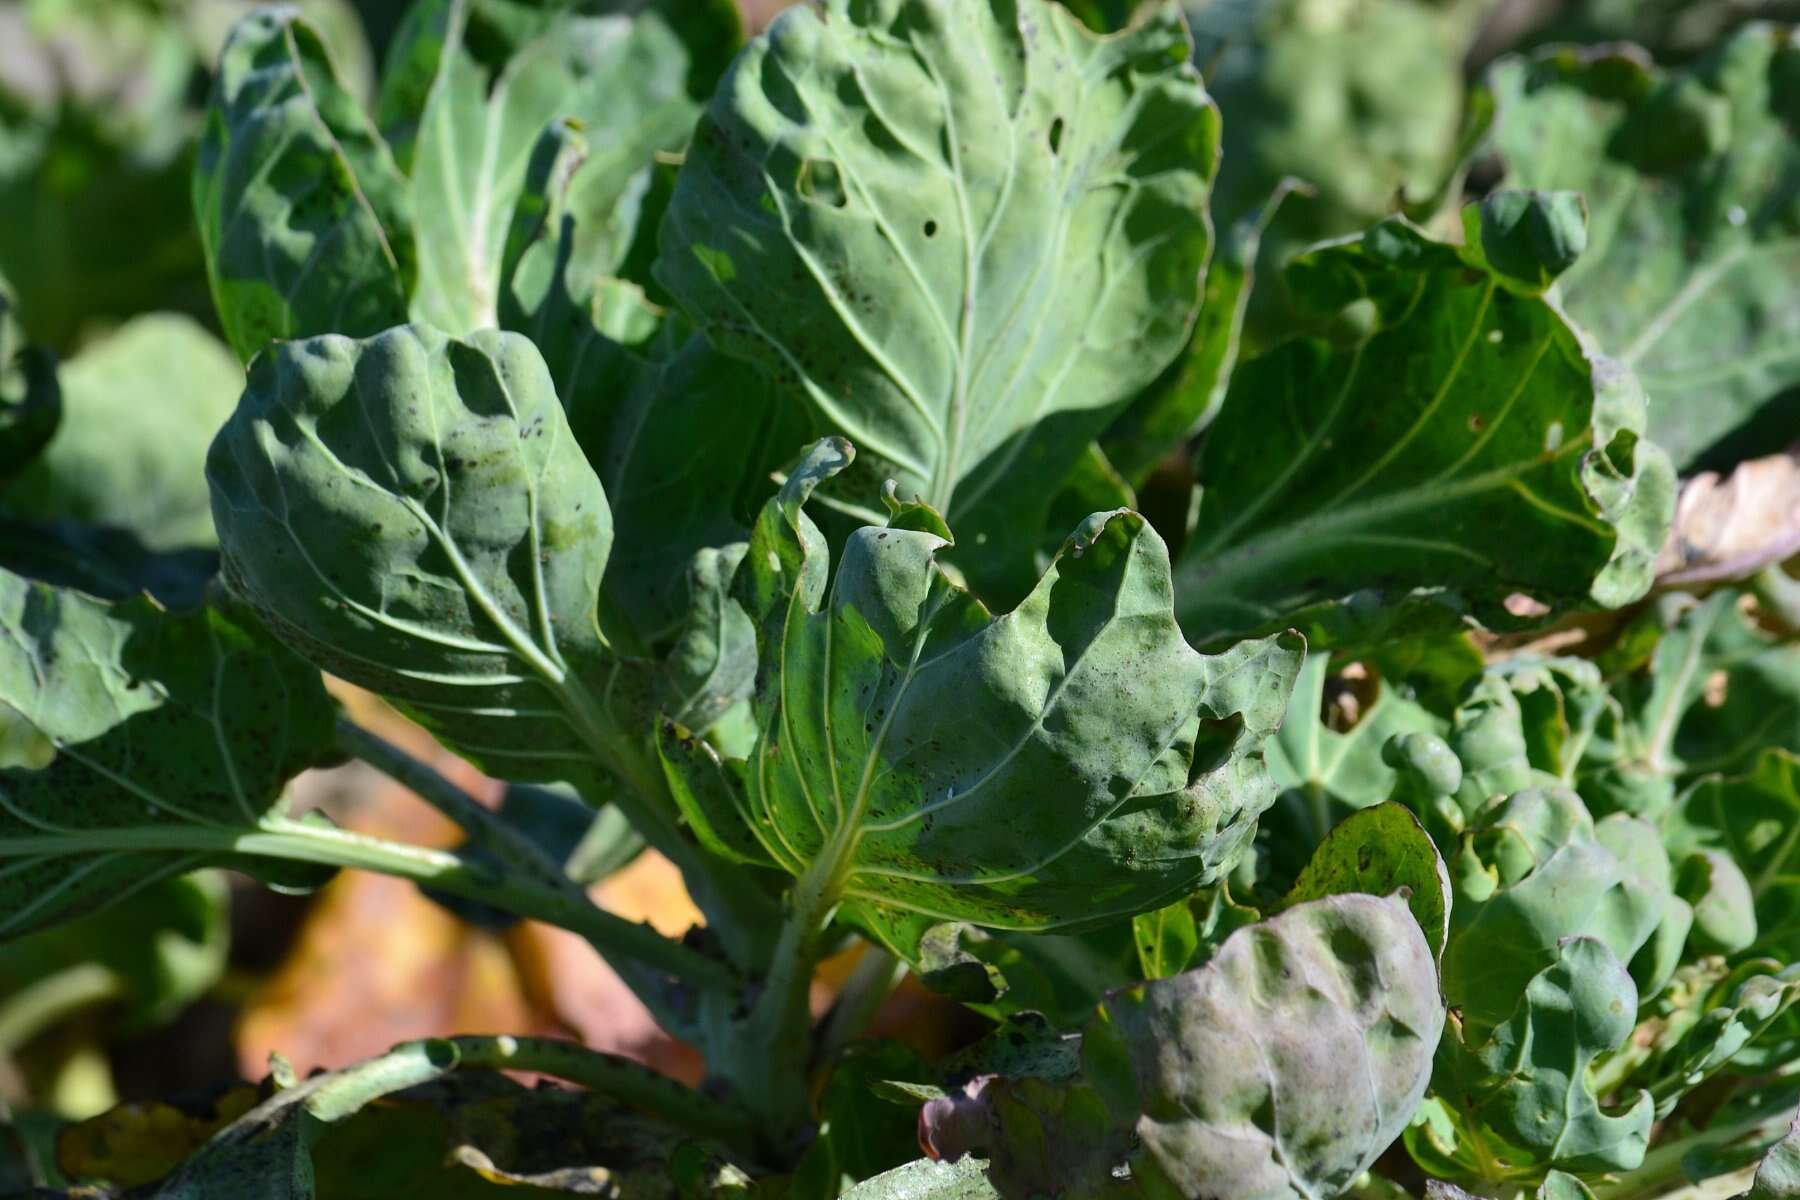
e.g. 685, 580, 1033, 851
813, 947, 904, 1070
0, 964, 121, 1053
446, 1035, 756, 1149
0, 821, 732, 992
334, 719, 572, 893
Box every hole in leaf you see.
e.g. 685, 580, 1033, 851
1048, 117, 1064, 155
795, 158, 846, 208
923, 219, 937, 237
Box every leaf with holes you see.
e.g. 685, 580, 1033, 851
0, 571, 338, 943
1174, 194, 1675, 651
657, 0, 1218, 604
696, 438, 1301, 955
1488, 30, 1800, 470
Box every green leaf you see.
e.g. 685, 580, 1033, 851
930, 893, 1443, 1198
206, 324, 636, 791
0, 281, 58, 485
1174, 198, 1676, 651
1279, 801, 1451, 963
1748, 1106, 1800, 1199
1258, 653, 1441, 882
1193, 0, 1478, 246
839, 1157, 999, 1200
658, 0, 1219, 603
6, 315, 242, 550
0, 517, 215, 609
1488, 30, 1800, 470
1669, 750, 1800, 961
1419, 937, 1655, 1181
0, 572, 339, 941
1132, 885, 1260, 979
0, 873, 227, 1044
1441, 786, 1687, 1037
1628, 960, 1800, 1115
393, 0, 731, 335
194, 8, 414, 364
720, 439, 1301, 954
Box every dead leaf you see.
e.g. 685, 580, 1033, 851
1657, 445, 1800, 585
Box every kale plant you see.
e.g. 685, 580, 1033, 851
0, 0, 1798, 1197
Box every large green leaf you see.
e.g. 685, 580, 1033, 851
1173, 196, 1676, 650
1488, 30, 1800, 470
0, 572, 338, 941
658, 0, 1219, 603
840, 1157, 999, 1200
702, 438, 1301, 953
205, 324, 636, 791
6, 315, 241, 550
921, 893, 1443, 1199
194, 8, 414, 364
386, 0, 733, 335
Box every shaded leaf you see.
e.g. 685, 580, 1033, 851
1174, 197, 1676, 650
0, 571, 339, 942
839, 1157, 999, 1200
0, 279, 58, 485
658, 0, 1219, 603
1669, 750, 1800, 960
6, 315, 241, 550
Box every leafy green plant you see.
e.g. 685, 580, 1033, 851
2, 0, 1800, 1197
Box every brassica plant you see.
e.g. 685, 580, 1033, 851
1, 0, 1799, 1196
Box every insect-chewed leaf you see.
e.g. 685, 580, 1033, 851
0, 572, 338, 942
206, 324, 632, 787
1174, 196, 1676, 651
719, 440, 1301, 954
658, 0, 1218, 603
194, 8, 414, 364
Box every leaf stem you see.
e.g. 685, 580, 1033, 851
813, 946, 904, 1071
0, 821, 732, 992
444, 1035, 757, 1150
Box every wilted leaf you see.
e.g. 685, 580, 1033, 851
658, 0, 1219, 603
1656, 446, 1800, 585
1488, 31, 1800, 470
1174, 196, 1676, 650
712, 439, 1302, 953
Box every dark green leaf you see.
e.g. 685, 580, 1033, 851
1174, 198, 1676, 650
1279, 801, 1451, 963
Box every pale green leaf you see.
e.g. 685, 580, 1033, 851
839, 1156, 1000, 1200
1095, 893, 1443, 1198
7, 315, 241, 550
1489, 30, 1800, 469
658, 0, 1219, 603
1669, 750, 1800, 961
718, 438, 1301, 953
194, 8, 414, 364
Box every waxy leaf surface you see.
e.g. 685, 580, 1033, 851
723, 440, 1301, 950
206, 325, 631, 788
194, 8, 414, 364
659, 0, 1218, 601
